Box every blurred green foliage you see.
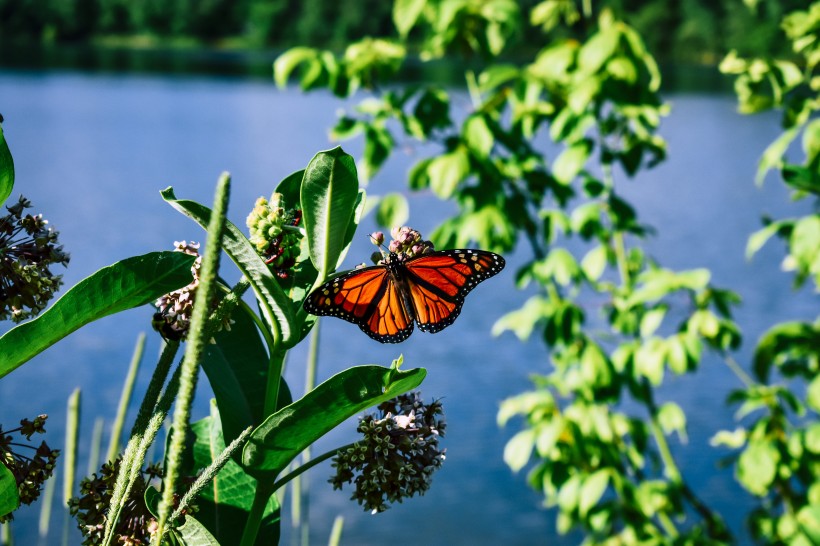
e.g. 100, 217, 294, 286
0, 0, 810, 62
274, 0, 820, 543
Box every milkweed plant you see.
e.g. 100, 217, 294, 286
0, 116, 446, 544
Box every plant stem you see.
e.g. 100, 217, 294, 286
263, 350, 286, 418
271, 443, 355, 493
102, 341, 179, 546
107, 333, 145, 462
722, 353, 755, 388
239, 482, 275, 546
155, 172, 231, 542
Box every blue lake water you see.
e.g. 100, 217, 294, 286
0, 69, 816, 545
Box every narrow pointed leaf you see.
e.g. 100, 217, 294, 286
160, 187, 296, 347
0, 123, 13, 207
301, 147, 360, 278
243, 364, 426, 478
0, 251, 196, 379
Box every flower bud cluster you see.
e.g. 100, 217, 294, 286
0, 414, 59, 522
329, 392, 446, 513
69, 457, 177, 545
0, 196, 69, 322
369, 226, 434, 265
246, 192, 302, 279
152, 241, 202, 341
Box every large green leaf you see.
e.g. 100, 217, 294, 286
201, 302, 292, 446
0, 251, 196, 379
393, 0, 427, 37
301, 147, 360, 278
160, 187, 296, 347
0, 123, 13, 207
185, 404, 281, 546
0, 462, 18, 518
243, 363, 426, 478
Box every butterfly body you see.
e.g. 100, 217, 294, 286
304, 249, 505, 343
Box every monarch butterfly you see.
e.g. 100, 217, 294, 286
303, 249, 505, 343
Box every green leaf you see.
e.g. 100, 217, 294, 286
553, 140, 592, 183
273, 47, 319, 89
640, 306, 666, 338
301, 147, 361, 278
579, 470, 609, 517
791, 215, 820, 272
580, 245, 607, 281
0, 462, 19, 519
0, 122, 13, 208
176, 515, 222, 546
808, 376, 820, 413
657, 402, 687, 442
0, 251, 195, 379
578, 27, 620, 75
463, 114, 494, 158
186, 404, 280, 546
757, 128, 798, 185
806, 423, 820, 454
738, 440, 779, 496
538, 248, 580, 286
709, 428, 747, 449
747, 220, 788, 259
160, 188, 296, 348
504, 429, 536, 472
803, 119, 820, 164
477, 64, 519, 92
635, 337, 665, 385
375, 192, 409, 229
243, 363, 425, 479
797, 505, 820, 544
393, 0, 427, 36
428, 147, 470, 199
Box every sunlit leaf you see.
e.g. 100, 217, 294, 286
709, 428, 747, 449
657, 402, 687, 442
273, 47, 319, 89
756, 128, 798, 185
640, 306, 666, 338
738, 440, 778, 496
428, 147, 469, 199
393, 0, 427, 36
579, 470, 609, 517
504, 429, 536, 472
463, 114, 494, 158
0, 252, 195, 379
580, 245, 607, 281
301, 147, 360, 278
553, 140, 592, 184
375, 192, 409, 229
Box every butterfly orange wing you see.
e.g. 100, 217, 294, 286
303, 265, 414, 343
401, 249, 505, 333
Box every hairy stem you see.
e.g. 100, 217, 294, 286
155, 172, 231, 542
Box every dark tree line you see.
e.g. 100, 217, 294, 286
0, 0, 805, 62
